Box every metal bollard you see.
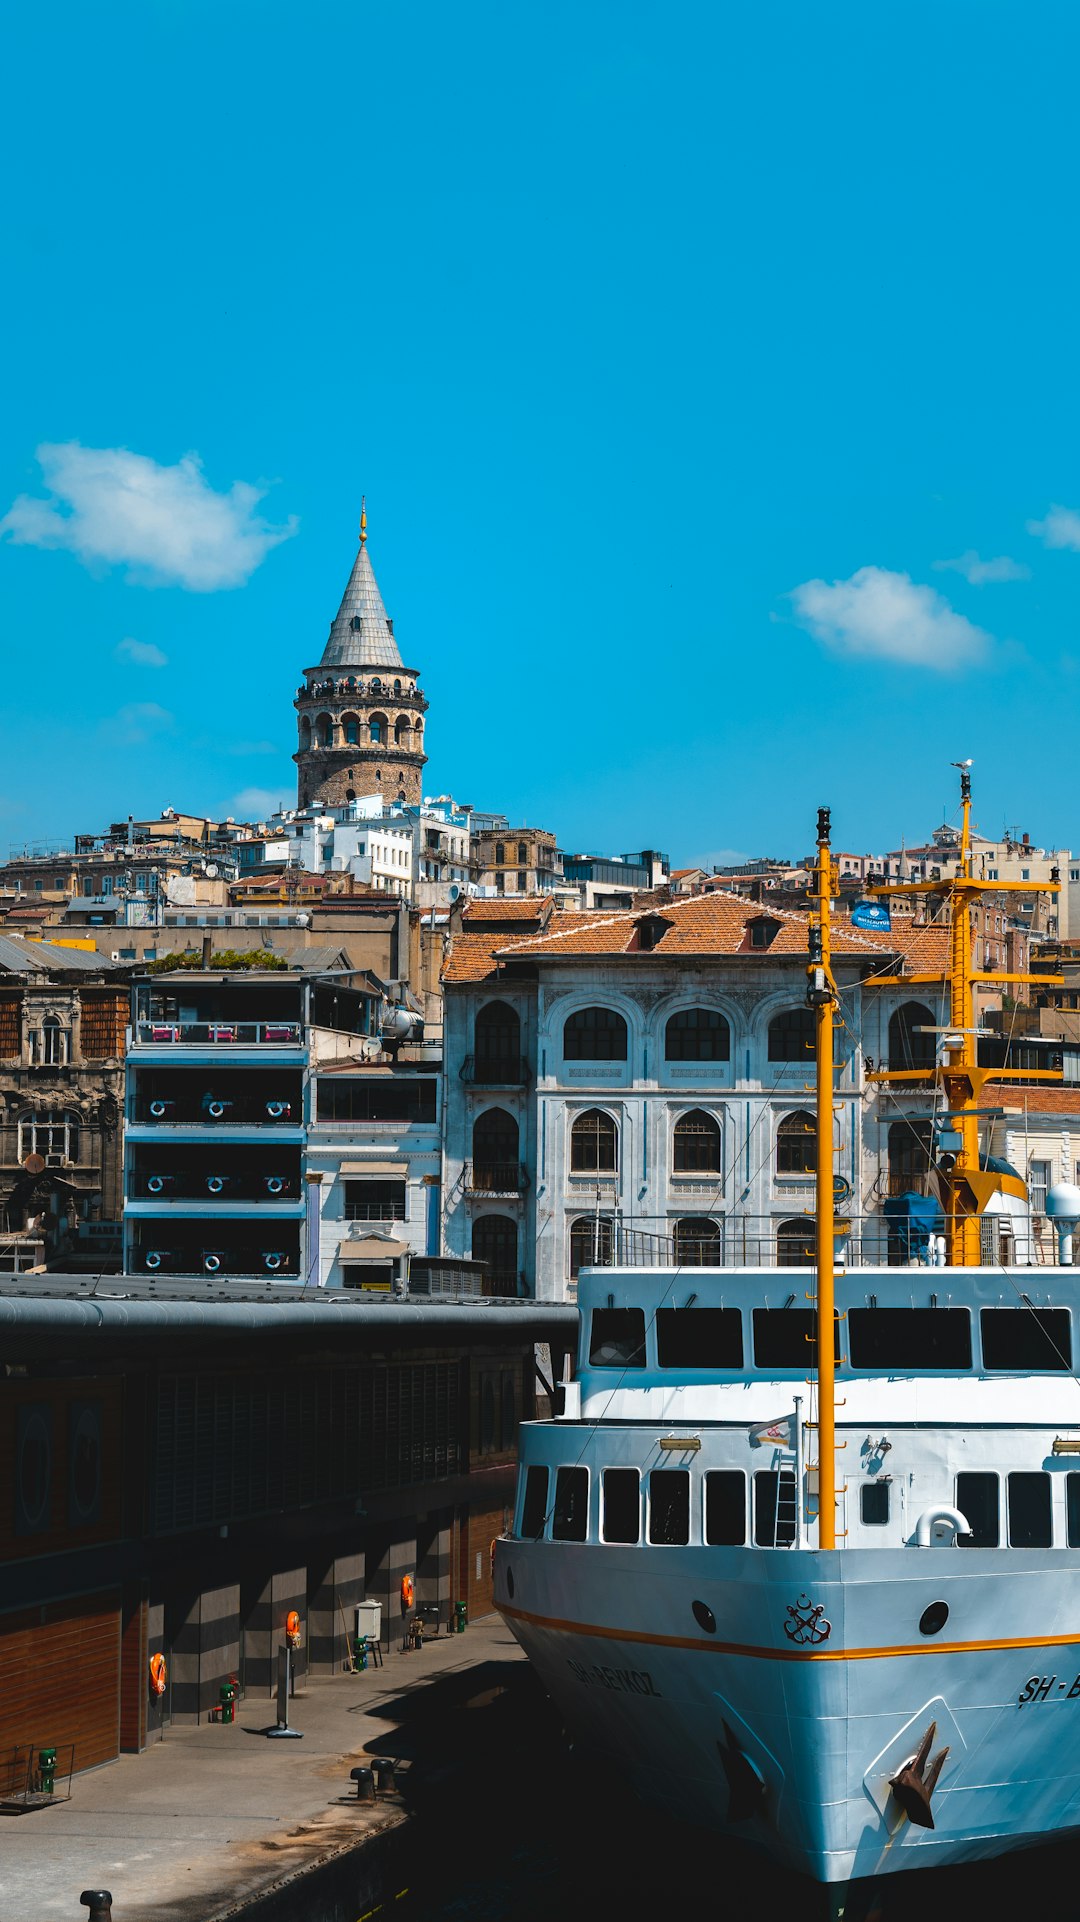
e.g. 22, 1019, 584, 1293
80, 1895, 114, 1922
349, 1765, 376, 1804
371, 1756, 397, 1793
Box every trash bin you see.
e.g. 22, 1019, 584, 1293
219, 1682, 238, 1724
355, 1599, 382, 1643
454, 1600, 468, 1634
37, 1747, 57, 1794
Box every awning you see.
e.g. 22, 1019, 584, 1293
337, 1234, 410, 1260
337, 1159, 407, 1176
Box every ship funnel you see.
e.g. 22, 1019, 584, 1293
1046, 1183, 1080, 1266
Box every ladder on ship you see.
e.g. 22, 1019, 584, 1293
763, 1462, 799, 1548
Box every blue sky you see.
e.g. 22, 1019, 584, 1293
3, 1, 1080, 866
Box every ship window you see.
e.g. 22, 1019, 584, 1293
552, 1466, 589, 1542
602, 1468, 641, 1544
860, 1481, 890, 1526
752, 1309, 840, 1369
753, 1469, 797, 1547
980, 1309, 1072, 1371
956, 1471, 1000, 1547
648, 1470, 690, 1545
519, 1464, 549, 1539
848, 1309, 972, 1370
589, 1308, 646, 1368
1066, 1475, 1080, 1547
656, 1307, 742, 1368
705, 1471, 746, 1545
1008, 1472, 1052, 1548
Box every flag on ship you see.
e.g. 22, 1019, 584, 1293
750, 1415, 795, 1446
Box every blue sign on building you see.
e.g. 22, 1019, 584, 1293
851, 900, 892, 932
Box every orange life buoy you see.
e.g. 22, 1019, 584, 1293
149, 1652, 167, 1697
400, 1574, 415, 1611
285, 1609, 301, 1647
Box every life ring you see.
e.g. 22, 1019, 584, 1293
145, 1251, 163, 1270
147, 1174, 166, 1194
207, 1175, 225, 1193
400, 1574, 415, 1611
285, 1610, 301, 1647
266, 1101, 286, 1118
208, 1100, 226, 1119
264, 1253, 283, 1271
150, 1100, 167, 1118
149, 1652, 167, 1696
203, 1253, 222, 1273
265, 1176, 285, 1195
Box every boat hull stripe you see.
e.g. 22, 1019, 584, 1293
496, 1601, 1080, 1663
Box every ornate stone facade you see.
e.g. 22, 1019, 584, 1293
294, 512, 428, 810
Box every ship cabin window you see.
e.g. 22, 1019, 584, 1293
860, 1481, 890, 1526
1066, 1475, 1080, 1548
1008, 1472, 1052, 1548
656, 1307, 742, 1368
520, 1464, 549, 1539
754, 1469, 797, 1547
752, 1308, 840, 1369
956, 1472, 1000, 1547
648, 1470, 690, 1545
705, 1470, 746, 1545
848, 1309, 972, 1370
980, 1309, 1072, 1370
552, 1466, 589, 1542
589, 1307, 647, 1368
602, 1468, 641, 1543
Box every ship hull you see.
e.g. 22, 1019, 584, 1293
494, 1539, 1080, 1885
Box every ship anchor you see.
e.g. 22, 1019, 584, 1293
888, 1720, 950, 1830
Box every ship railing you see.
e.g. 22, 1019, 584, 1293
571, 1211, 1070, 1269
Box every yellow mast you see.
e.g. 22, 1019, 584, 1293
809, 807, 837, 1549
867, 763, 1063, 1265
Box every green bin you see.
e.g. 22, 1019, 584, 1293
37, 1747, 57, 1794
454, 1600, 468, 1634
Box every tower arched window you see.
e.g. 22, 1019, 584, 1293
299, 715, 312, 750
777, 1110, 816, 1175
564, 1007, 628, 1062
371, 677, 383, 692
342, 712, 360, 745
369, 712, 388, 746
393, 678, 402, 694
665, 1008, 730, 1061
674, 1217, 723, 1265
672, 1109, 721, 1174
315, 713, 333, 748
394, 714, 410, 744
768, 1006, 814, 1062
570, 1108, 618, 1173
570, 1214, 614, 1277
888, 1001, 937, 1072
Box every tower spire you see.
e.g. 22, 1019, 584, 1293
360, 496, 367, 547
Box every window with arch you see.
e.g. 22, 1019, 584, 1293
888, 1119, 934, 1185
564, 1006, 628, 1061
768, 1006, 815, 1062
495, 842, 505, 864
471, 1107, 520, 1189
674, 1217, 723, 1265
776, 1216, 815, 1265
471, 1213, 519, 1294
570, 1214, 615, 1277
888, 1001, 937, 1072
475, 1000, 520, 1072
18, 1109, 80, 1162
315, 713, 333, 748
570, 1108, 618, 1173
777, 1110, 816, 1175
394, 714, 410, 744
665, 1007, 730, 1061
393, 678, 402, 694
672, 1109, 722, 1174
342, 712, 360, 745
369, 712, 388, 746
34, 1016, 68, 1067
298, 715, 312, 749
371, 676, 383, 692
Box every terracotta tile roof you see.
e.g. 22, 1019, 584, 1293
857, 921, 952, 978
489, 891, 889, 963
461, 898, 554, 922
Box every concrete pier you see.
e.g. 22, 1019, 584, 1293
0, 1616, 524, 1920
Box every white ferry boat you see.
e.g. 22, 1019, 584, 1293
494, 772, 1080, 1908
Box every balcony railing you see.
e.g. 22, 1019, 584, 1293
465, 1161, 529, 1196
567, 1210, 1068, 1270
459, 1055, 531, 1087
136, 1021, 302, 1047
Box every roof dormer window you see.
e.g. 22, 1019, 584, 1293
748, 915, 781, 949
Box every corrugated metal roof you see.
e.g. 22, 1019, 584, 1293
0, 933, 121, 975
319, 541, 404, 670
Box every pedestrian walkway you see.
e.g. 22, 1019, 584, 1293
0, 1616, 525, 1922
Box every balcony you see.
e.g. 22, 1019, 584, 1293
135, 1020, 302, 1047
459, 1055, 531, 1088
465, 1161, 529, 1197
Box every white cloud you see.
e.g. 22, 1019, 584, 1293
228, 786, 288, 821
1028, 504, 1080, 552
788, 565, 992, 671
98, 702, 175, 746
116, 636, 168, 668
0, 442, 297, 589
933, 550, 1030, 585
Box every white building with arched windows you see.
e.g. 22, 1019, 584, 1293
440, 895, 965, 1300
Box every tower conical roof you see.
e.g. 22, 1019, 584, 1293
319, 539, 404, 671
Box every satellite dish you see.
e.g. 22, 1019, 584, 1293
206, 863, 219, 879
23, 1153, 45, 1176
